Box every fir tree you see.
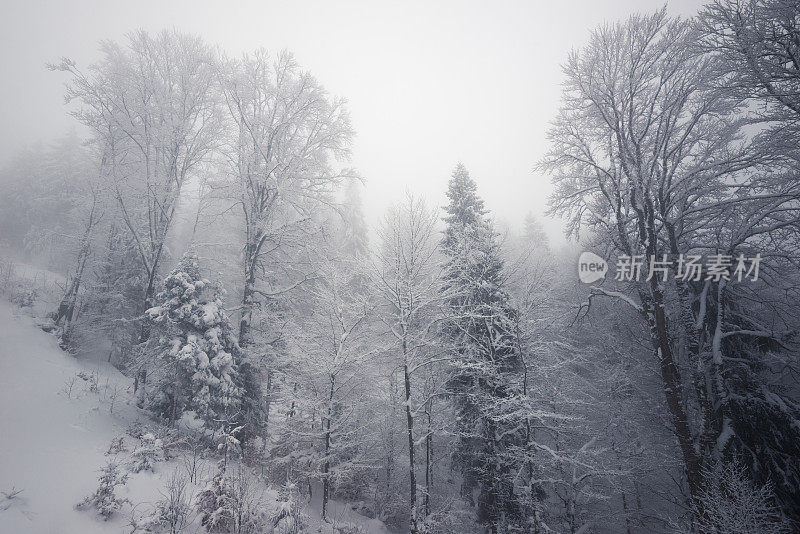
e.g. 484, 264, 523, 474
77, 461, 130, 520
522, 212, 549, 254
440, 164, 525, 533
709, 290, 800, 521
144, 252, 241, 428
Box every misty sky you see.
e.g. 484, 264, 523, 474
0, 0, 706, 242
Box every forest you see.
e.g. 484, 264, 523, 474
1, 1, 800, 533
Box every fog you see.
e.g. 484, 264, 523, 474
1, 0, 704, 240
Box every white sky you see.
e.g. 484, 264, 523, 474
0, 0, 705, 242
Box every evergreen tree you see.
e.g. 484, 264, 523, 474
340, 179, 370, 259
522, 212, 549, 254
440, 164, 525, 533
77, 461, 130, 520
708, 288, 800, 521
144, 253, 241, 428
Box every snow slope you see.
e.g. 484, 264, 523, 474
0, 300, 138, 533
0, 298, 396, 534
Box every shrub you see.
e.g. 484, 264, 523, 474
147, 470, 193, 533
129, 433, 164, 473
77, 461, 130, 520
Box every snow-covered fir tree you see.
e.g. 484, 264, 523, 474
144, 252, 241, 428
440, 164, 526, 533
77, 461, 130, 520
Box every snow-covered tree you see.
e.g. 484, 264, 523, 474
128, 432, 164, 473
217, 49, 354, 348
281, 253, 378, 522
77, 461, 130, 520
440, 164, 525, 533
541, 7, 800, 524
678, 461, 792, 534
373, 193, 443, 532
197, 458, 236, 533
78, 222, 146, 365
52, 30, 221, 333
699, 0, 800, 134
340, 179, 370, 259
143, 252, 240, 428
0, 134, 106, 350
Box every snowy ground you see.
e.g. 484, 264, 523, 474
0, 296, 394, 534
0, 299, 136, 533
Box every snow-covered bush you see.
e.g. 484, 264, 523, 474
77, 370, 99, 393
197, 460, 235, 532
270, 482, 310, 534
153, 427, 185, 461
227, 465, 270, 534
331, 468, 374, 511
129, 433, 165, 473
197, 458, 268, 534
127, 420, 145, 439
106, 436, 127, 456
373, 490, 407, 527
671, 461, 791, 534
77, 461, 130, 520
144, 470, 194, 533
0, 259, 37, 307
144, 253, 241, 428
10, 284, 36, 308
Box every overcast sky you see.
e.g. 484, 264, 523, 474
0, 0, 706, 242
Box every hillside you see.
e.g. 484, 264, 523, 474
0, 298, 391, 534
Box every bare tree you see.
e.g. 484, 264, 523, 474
217, 49, 355, 347
373, 193, 443, 533
539, 9, 800, 516
699, 0, 800, 124
280, 253, 378, 522
51, 186, 101, 350
53, 30, 221, 333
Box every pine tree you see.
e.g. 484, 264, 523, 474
708, 289, 800, 521
144, 253, 241, 428
440, 164, 525, 533
197, 459, 236, 532
340, 179, 370, 259
522, 212, 549, 254
77, 461, 130, 520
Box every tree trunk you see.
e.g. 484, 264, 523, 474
633, 190, 704, 509
386, 369, 397, 495
138, 271, 157, 344
170, 372, 179, 427
322, 376, 335, 522
239, 258, 256, 346
403, 354, 418, 533
424, 399, 433, 517
322, 422, 331, 522
53, 199, 97, 350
